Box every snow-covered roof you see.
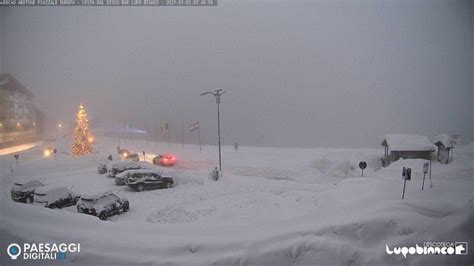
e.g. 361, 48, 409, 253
34, 184, 68, 194
381, 134, 436, 152
81, 190, 113, 199
432, 134, 454, 148
116, 169, 158, 178
107, 160, 140, 170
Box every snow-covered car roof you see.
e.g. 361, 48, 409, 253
116, 168, 159, 178
81, 190, 115, 200
381, 134, 436, 152
432, 134, 454, 148
107, 160, 140, 169
99, 157, 112, 164
14, 180, 44, 190
34, 184, 69, 194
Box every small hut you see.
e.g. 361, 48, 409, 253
381, 134, 436, 167
433, 134, 454, 164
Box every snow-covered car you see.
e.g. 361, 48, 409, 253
124, 153, 139, 162
152, 154, 176, 167
98, 162, 108, 174
126, 171, 174, 191
11, 180, 44, 203
107, 160, 141, 177
76, 191, 129, 221
114, 169, 137, 186
33, 185, 80, 209
115, 169, 159, 186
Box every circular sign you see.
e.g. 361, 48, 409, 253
359, 161, 367, 170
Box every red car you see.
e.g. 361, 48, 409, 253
152, 154, 176, 167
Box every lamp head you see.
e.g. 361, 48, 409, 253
200, 91, 212, 96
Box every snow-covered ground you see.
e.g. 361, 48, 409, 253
0, 137, 472, 265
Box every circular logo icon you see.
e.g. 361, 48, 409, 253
7, 243, 21, 260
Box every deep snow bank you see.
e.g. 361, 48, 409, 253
0, 139, 472, 265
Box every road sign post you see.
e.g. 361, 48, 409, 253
429, 157, 433, 188
13, 154, 19, 166
359, 161, 367, 177
422, 162, 429, 190
401, 167, 411, 199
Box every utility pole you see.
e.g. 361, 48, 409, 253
200, 89, 226, 172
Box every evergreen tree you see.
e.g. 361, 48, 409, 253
72, 104, 93, 156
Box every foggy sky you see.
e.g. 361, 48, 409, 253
1, 0, 472, 148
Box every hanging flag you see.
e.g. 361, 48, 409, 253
161, 121, 169, 132
188, 121, 199, 132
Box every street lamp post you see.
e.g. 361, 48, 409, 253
57, 123, 62, 139
200, 89, 226, 173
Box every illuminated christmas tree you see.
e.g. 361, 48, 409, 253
72, 104, 93, 156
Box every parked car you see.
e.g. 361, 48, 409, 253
126, 171, 174, 191
114, 169, 135, 185
107, 160, 141, 177
76, 191, 129, 221
124, 153, 140, 162
98, 161, 108, 174
34, 185, 80, 209
98, 163, 107, 174
11, 180, 44, 203
152, 154, 176, 167
115, 169, 159, 186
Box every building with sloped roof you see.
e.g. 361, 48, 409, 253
432, 134, 454, 164
380, 134, 436, 167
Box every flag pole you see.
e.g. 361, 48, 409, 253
198, 125, 202, 152
124, 123, 127, 144
118, 124, 121, 145
145, 121, 148, 146
168, 122, 171, 148
154, 120, 158, 148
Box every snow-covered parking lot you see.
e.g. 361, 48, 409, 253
1, 138, 473, 265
